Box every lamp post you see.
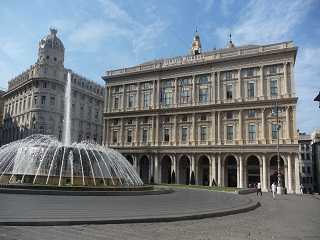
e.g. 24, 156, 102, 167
314, 91, 320, 108
273, 101, 283, 195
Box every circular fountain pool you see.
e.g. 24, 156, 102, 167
0, 134, 143, 187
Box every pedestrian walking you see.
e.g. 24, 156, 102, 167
256, 181, 262, 196
271, 182, 277, 199
300, 184, 304, 199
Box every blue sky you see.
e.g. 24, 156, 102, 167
0, 0, 319, 133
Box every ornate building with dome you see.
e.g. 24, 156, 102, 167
103, 32, 300, 193
1, 28, 104, 145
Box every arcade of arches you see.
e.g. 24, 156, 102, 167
125, 153, 300, 193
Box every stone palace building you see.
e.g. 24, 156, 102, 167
103, 33, 300, 193
1, 29, 104, 145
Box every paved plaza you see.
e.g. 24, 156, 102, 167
0, 189, 254, 225
0, 190, 319, 239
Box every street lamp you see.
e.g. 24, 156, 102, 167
314, 91, 320, 108
272, 101, 283, 195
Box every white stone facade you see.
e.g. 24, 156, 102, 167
1, 29, 104, 144
103, 37, 300, 193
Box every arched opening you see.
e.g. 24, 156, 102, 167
140, 156, 150, 183
270, 155, 285, 187
125, 155, 134, 165
198, 156, 210, 186
178, 155, 190, 185
247, 155, 260, 188
161, 155, 172, 184
225, 155, 237, 187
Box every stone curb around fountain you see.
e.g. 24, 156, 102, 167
0, 199, 260, 226
0, 186, 174, 196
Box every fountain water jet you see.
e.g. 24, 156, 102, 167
0, 72, 143, 187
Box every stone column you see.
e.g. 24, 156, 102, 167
217, 111, 221, 144
239, 155, 244, 188
133, 155, 139, 174
135, 117, 139, 146
211, 72, 215, 104
192, 113, 196, 145
152, 80, 156, 108
286, 106, 291, 141
190, 155, 196, 183
239, 110, 243, 144
192, 75, 196, 105
290, 62, 296, 96
262, 155, 268, 191
210, 155, 216, 186
217, 154, 222, 186
154, 155, 159, 184
287, 154, 293, 193
136, 82, 140, 110
122, 84, 126, 110
151, 116, 155, 145
294, 154, 300, 194
120, 118, 124, 146
211, 111, 216, 144
156, 79, 160, 108
284, 62, 288, 96
261, 108, 266, 143
238, 69, 242, 101
173, 115, 178, 145
155, 115, 159, 145
104, 119, 109, 146
108, 86, 112, 112
173, 155, 179, 184
217, 72, 221, 103
174, 78, 178, 106
260, 65, 264, 99
292, 106, 297, 142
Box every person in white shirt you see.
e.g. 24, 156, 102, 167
271, 182, 277, 199
256, 181, 262, 196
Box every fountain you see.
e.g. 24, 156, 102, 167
0, 72, 143, 188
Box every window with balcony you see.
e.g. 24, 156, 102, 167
247, 82, 255, 98
199, 87, 208, 103
113, 97, 119, 110
163, 128, 170, 142
226, 84, 233, 99
270, 79, 278, 96
143, 92, 150, 108
127, 129, 132, 143
272, 123, 278, 140
142, 129, 148, 143
181, 127, 188, 142
200, 126, 207, 141
128, 95, 134, 108
227, 125, 233, 141
112, 130, 118, 144
248, 124, 256, 141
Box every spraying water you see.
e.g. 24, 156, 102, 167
63, 71, 72, 146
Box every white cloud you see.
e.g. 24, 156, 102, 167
296, 47, 320, 132
215, 0, 314, 45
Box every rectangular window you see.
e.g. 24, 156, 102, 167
270, 79, 278, 96
142, 129, 148, 143
199, 88, 208, 103
164, 128, 170, 142
302, 166, 305, 173
226, 84, 233, 99
306, 153, 310, 160
127, 129, 132, 143
180, 87, 191, 104
272, 123, 278, 140
41, 96, 46, 104
307, 166, 311, 174
227, 125, 233, 141
247, 68, 254, 77
247, 82, 255, 98
114, 97, 119, 109
301, 153, 304, 160
161, 89, 173, 106
181, 127, 188, 142
248, 109, 256, 117
200, 126, 207, 141
112, 130, 118, 144
248, 124, 256, 141
270, 65, 277, 74
128, 95, 134, 108
143, 92, 150, 108
34, 96, 38, 105
182, 115, 188, 122
225, 71, 232, 80
200, 114, 207, 121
